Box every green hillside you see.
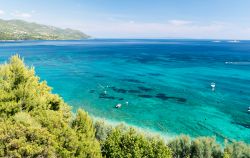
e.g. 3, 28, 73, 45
0, 19, 90, 40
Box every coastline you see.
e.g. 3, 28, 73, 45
90, 114, 236, 147
92, 115, 178, 142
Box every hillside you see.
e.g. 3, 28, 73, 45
0, 19, 90, 40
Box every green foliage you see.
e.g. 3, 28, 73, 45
0, 55, 71, 118
223, 151, 230, 158
102, 126, 172, 158
167, 130, 250, 158
0, 19, 89, 40
168, 135, 191, 158
72, 109, 102, 158
0, 55, 101, 158
94, 120, 113, 142
224, 141, 250, 158
0, 118, 57, 157
190, 137, 223, 158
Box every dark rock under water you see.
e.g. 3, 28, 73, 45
138, 86, 153, 92
147, 72, 164, 76
99, 93, 116, 100
111, 87, 127, 93
89, 90, 95, 93
122, 78, 145, 83
138, 94, 153, 98
128, 89, 141, 93
232, 122, 250, 129
155, 93, 186, 103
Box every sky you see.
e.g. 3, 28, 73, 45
0, 0, 250, 39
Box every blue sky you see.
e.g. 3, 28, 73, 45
0, 0, 250, 39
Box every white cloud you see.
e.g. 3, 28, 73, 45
44, 19, 250, 39
0, 10, 5, 15
168, 20, 192, 26
11, 11, 32, 18
76, 20, 227, 39
129, 20, 135, 24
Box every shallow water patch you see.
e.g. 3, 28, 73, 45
94, 75, 105, 78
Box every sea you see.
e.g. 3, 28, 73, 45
0, 39, 249, 143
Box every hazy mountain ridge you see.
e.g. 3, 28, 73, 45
0, 19, 90, 40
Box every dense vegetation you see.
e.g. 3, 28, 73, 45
0, 19, 89, 40
0, 55, 249, 158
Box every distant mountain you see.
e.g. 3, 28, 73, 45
0, 19, 90, 40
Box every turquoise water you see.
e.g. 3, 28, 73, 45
0, 39, 249, 143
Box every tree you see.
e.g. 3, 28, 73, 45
0, 115, 57, 158
168, 135, 191, 158
190, 137, 222, 158
94, 120, 112, 142
0, 55, 101, 158
0, 55, 71, 118
72, 109, 102, 158
224, 141, 250, 158
102, 126, 172, 158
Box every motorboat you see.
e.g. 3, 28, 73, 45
211, 82, 216, 91
116, 103, 122, 108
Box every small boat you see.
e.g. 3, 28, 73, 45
211, 82, 216, 91
228, 40, 240, 43
248, 107, 250, 112
116, 103, 122, 108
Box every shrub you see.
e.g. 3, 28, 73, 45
94, 120, 113, 142
0, 55, 101, 158
168, 135, 191, 158
102, 126, 172, 158
224, 141, 250, 158
72, 109, 102, 158
190, 137, 223, 158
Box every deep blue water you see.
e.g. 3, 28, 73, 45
0, 39, 249, 143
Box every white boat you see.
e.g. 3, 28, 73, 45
116, 103, 122, 108
211, 82, 216, 91
212, 40, 221, 43
228, 40, 240, 43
